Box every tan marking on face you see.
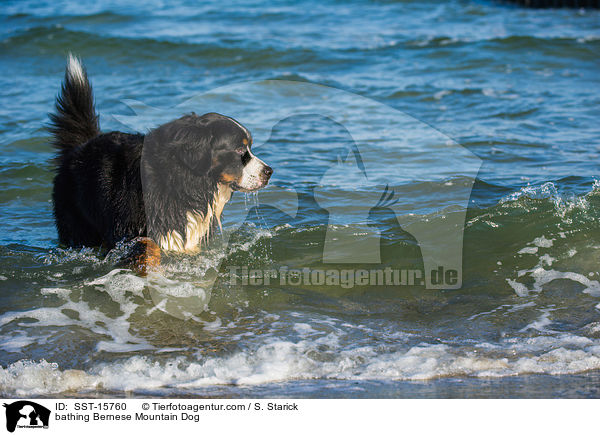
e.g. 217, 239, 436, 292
242, 138, 248, 145
220, 172, 238, 184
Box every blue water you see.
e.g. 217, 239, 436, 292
0, 0, 599, 397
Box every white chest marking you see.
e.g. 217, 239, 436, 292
159, 184, 232, 252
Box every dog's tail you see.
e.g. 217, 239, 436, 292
48, 54, 99, 157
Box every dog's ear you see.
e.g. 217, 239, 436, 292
174, 137, 212, 174
145, 120, 213, 175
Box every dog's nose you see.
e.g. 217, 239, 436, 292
262, 166, 273, 178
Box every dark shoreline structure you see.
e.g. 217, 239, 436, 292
503, 0, 599, 7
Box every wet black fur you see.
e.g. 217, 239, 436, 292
49, 59, 253, 249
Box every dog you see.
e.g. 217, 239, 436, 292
49, 54, 272, 269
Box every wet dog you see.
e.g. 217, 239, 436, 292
49, 55, 272, 269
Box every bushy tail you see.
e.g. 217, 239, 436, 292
48, 54, 99, 158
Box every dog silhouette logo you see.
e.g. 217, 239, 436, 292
3, 401, 50, 432
112, 78, 481, 319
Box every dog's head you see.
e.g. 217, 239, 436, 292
145, 112, 272, 192
205, 113, 273, 192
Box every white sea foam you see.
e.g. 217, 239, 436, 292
500, 181, 591, 221
518, 247, 538, 255
4, 330, 600, 395
433, 90, 451, 100
519, 308, 556, 333
508, 227, 599, 298
0, 299, 151, 354
0, 332, 37, 353
507, 279, 529, 297
0, 360, 96, 396
533, 235, 554, 248
40, 287, 71, 299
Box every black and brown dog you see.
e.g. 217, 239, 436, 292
49, 54, 272, 270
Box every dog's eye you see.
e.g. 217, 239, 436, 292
240, 150, 251, 165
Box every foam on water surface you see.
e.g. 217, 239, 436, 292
2, 186, 600, 396
4, 328, 600, 395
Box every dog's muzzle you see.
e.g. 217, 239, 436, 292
236, 153, 273, 192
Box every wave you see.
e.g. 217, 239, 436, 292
3, 10, 133, 25
405, 34, 600, 50
0, 26, 323, 68
5, 25, 598, 67
499, 180, 600, 221
1, 196, 598, 396
4, 329, 600, 396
